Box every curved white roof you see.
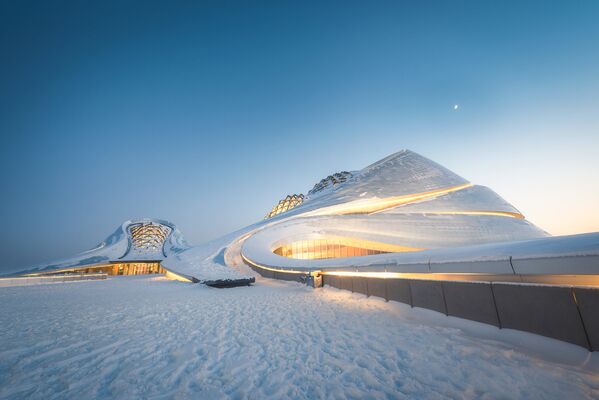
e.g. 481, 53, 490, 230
19, 150, 599, 281
347, 149, 469, 197
16, 218, 190, 275
381, 185, 522, 215
233, 149, 556, 275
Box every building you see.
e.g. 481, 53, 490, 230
240, 149, 548, 272
18, 218, 194, 282
13, 150, 599, 349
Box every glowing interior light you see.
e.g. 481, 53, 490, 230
273, 236, 424, 260
419, 211, 524, 219
129, 223, 171, 253
302, 183, 474, 217
24, 261, 192, 282
164, 270, 193, 282
241, 256, 599, 288
242, 254, 308, 274
265, 194, 304, 219
319, 271, 599, 287
23, 262, 166, 277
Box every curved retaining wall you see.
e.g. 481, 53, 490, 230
245, 260, 599, 351
322, 275, 599, 351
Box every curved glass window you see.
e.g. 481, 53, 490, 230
273, 237, 423, 260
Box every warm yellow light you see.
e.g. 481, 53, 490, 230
273, 236, 424, 260
422, 211, 524, 219
265, 194, 304, 219
129, 223, 170, 252
164, 270, 193, 282
243, 254, 599, 287
320, 270, 599, 287
321, 270, 478, 280
22, 262, 166, 277
242, 254, 308, 274
302, 183, 473, 216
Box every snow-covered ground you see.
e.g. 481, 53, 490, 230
1, 275, 599, 399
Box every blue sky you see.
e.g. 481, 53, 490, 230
1, 1, 598, 272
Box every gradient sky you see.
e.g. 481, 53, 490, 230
1, 1, 598, 272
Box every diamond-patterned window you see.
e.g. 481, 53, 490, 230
128, 223, 171, 253
265, 194, 304, 219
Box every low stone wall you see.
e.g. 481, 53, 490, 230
0, 274, 107, 287
321, 275, 599, 351
245, 257, 599, 350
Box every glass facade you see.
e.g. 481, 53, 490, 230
129, 223, 171, 253
265, 194, 304, 219
273, 238, 422, 260
111, 262, 165, 276
27, 262, 166, 277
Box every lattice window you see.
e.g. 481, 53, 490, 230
308, 171, 353, 195
273, 238, 422, 260
128, 223, 171, 253
265, 194, 304, 219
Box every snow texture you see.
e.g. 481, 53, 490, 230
162, 229, 255, 281
1, 275, 599, 399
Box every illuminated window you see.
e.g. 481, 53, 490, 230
128, 223, 171, 253
273, 237, 423, 260
265, 194, 304, 219
24, 262, 166, 277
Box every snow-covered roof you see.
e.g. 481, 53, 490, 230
17, 149, 599, 281
15, 218, 190, 276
